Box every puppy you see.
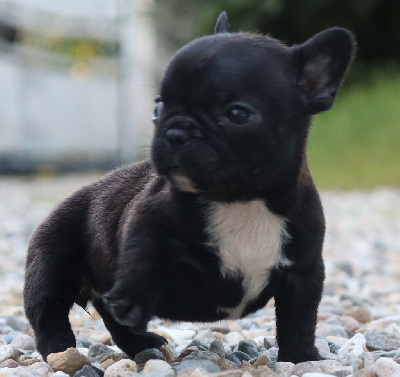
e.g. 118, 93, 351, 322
24, 12, 356, 363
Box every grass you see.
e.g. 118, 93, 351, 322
308, 70, 400, 189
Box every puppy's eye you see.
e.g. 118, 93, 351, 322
152, 98, 164, 122
226, 105, 254, 125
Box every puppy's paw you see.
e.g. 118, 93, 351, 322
145, 332, 168, 349
103, 294, 147, 332
278, 346, 321, 364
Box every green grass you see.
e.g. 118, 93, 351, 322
308, 71, 400, 189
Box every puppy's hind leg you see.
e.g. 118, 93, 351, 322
92, 297, 167, 357
24, 234, 83, 360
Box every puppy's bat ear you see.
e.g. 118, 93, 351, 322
214, 11, 230, 34
292, 27, 356, 115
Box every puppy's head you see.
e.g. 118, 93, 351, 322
151, 12, 356, 201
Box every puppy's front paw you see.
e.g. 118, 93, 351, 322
278, 346, 321, 364
103, 294, 147, 332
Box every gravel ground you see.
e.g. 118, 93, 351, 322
0, 175, 400, 377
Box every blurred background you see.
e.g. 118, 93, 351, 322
1, 0, 399, 188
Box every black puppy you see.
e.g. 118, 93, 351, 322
24, 12, 355, 363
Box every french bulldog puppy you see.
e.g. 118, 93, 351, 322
24, 12, 356, 363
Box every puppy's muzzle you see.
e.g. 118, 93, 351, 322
166, 128, 190, 147
164, 116, 204, 148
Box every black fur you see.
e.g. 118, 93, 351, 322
24, 12, 356, 363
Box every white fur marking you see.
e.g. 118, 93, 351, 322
171, 174, 199, 193
207, 200, 290, 319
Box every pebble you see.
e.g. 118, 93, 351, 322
141, 359, 172, 375
209, 339, 225, 358
160, 344, 178, 362
315, 338, 331, 354
52, 372, 70, 377
345, 306, 373, 323
134, 349, 166, 364
216, 357, 239, 371
338, 333, 367, 366
252, 353, 269, 368
88, 344, 116, 363
353, 368, 377, 377
224, 332, 244, 347
47, 347, 91, 376
311, 360, 353, 375
365, 331, 400, 351
0, 358, 19, 368
292, 361, 322, 375
238, 339, 259, 358
182, 350, 219, 364
0, 345, 19, 362
373, 357, 400, 377
78, 329, 111, 346
29, 361, 54, 376
10, 334, 36, 351
232, 351, 252, 362
274, 362, 294, 377
226, 353, 241, 367
103, 359, 137, 377
174, 360, 220, 373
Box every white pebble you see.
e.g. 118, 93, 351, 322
373, 357, 400, 377
142, 359, 172, 375
338, 333, 367, 366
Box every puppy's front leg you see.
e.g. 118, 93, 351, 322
273, 259, 325, 363
103, 234, 165, 334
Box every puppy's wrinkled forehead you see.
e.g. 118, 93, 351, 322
161, 33, 294, 106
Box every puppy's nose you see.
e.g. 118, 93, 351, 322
165, 129, 190, 147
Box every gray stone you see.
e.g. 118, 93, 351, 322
186, 338, 213, 350
134, 348, 166, 364
332, 371, 353, 377
265, 347, 279, 361
327, 339, 341, 355
4, 316, 30, 333
365, 331, 400, 351
182, 350, 219, 364
73, 365, 99, 377
238, 340, 259, 358
10, 334, 36, 351
232, 351, 251, 362
173, 359, 221, 373
88, 344, 115, 363
226, 353, 241, 367
317, 325, 350, 339
209, 339, 225, 358
76, 338, 92, 349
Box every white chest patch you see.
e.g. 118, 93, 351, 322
206, 200, 290, 319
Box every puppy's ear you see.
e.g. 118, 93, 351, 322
214, 11, 230, 34
292, 27, 356, 114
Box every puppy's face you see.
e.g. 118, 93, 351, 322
151, 28, 355, 201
